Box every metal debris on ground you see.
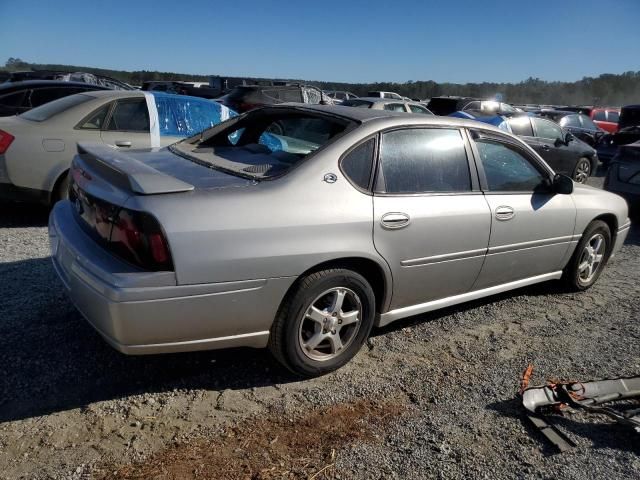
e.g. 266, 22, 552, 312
520, 366, 640, 453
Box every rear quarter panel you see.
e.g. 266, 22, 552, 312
571, 184, 628, 236
126, 130, 390, 291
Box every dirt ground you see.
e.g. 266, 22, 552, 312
0, 170, 638, 479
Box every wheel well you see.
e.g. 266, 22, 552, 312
50, 169, 70, 204
290, 258, 388, 313
593, 213, 618, 241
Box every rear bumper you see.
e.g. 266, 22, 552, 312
49, 202, 294, 354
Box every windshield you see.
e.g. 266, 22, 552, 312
20, 93, 93, 121
171, 109, 354, 179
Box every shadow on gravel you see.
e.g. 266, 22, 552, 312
372, 279, 567, 338
487, 397, 640, 455
0, 257, 300, 424
0, 201, 50, 228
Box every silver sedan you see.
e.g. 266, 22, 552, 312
49, 105, 630, 376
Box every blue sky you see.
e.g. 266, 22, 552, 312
0, 0, 638, 84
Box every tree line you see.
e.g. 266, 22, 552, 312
3, 58, 639, 106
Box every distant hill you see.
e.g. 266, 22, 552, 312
3, 58, 639, 105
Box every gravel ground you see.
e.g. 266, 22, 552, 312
0, 170, 638, 479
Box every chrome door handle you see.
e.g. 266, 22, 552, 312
541, 145, 551, 151
381, 212, 410, 229
115, 141, 132, 147
495, 206, 515, 221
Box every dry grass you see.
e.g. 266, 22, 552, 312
95, 398, 406, 480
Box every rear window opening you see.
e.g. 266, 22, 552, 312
171, 109, 355, 179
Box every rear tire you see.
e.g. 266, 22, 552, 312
572, 157, 591, 184
268, 269, 375, 377
562, 220, 611, 291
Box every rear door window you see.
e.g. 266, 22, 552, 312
507, 116, 534, 136
532, 118, 563, 140
79, 103, 111, 129
341, 138, 375, 190
579, 115, 598, 130
383, 103, 407, 112
593, 111, 607, 121
377, 128, 471, 194
409, 104, 432, 115
105, 99, 150, 132
607, 111, 619, 122
561, 115, 581, 128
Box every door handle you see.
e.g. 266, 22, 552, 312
115, 141, 132, 147
541, 144, 551, 151
381, 212, 410, 229
495, 206, 515, 221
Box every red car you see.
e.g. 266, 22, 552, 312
591, 107, 620, 133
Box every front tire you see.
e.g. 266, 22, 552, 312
562, 220, 611, 291
572, 157, 591, 184
269, 269, 375, 377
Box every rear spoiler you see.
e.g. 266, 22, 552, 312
76, 143, 194, 195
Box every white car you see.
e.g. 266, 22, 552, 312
0, 90, 233, 204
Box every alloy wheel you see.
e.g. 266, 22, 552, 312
298, 287, 362, 361
577, 233, 605, 284
574, 159, 591, 184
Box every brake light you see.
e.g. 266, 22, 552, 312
0, 129, 14, 154
109, 208, 173, 271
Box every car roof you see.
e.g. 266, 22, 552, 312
0, 80, 109, 92
81, 90, 145, 100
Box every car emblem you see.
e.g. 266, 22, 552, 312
323, 173, 337, 184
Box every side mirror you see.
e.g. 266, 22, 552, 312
552, 173, 573, 194
564, 132, 574, 143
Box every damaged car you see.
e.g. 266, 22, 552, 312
49, 105, 629, 377
0, 91, 234, 204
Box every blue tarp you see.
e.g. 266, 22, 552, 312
150, 92, 236, 137
448, 111, 511, 132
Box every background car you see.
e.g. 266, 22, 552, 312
604, 141, 640, 215
0, 90, 234, 204
342, 97, 433, 114
591, 107, 620, 133
0, 80, 109, 116
324, 90, 358, 103
218, 84, 332, 112
366, 91, 404, 99
141, 80, 221, 99
49, 105, 628, 377
3, 70, 133, 90
538, 110, 605, 146
463, 114, 598, 183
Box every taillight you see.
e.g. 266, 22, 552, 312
110, 209, 173, 271
0, 129, 15, 154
